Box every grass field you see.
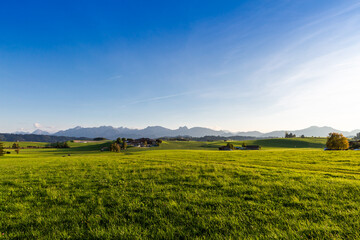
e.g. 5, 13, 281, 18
1, 138, 359, 239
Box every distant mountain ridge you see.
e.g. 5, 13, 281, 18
52, 126, 234, 139
41, 125, 360, 139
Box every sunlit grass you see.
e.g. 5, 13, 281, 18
0, 140, 359, 239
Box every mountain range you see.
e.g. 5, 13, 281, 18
14, 126, 360, 139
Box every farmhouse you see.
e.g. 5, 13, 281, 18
235, 147, 245, 150
127, 138, 161, 147
245, 145, 261, 150
219, 146, 232, 151
219, 145, 261, 150
349, 141, 360, 150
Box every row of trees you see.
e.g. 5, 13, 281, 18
284, 132, 306, 138
48, 142, 70, 148
285, 132, 296, 138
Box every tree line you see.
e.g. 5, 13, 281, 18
0, 133, 90, 143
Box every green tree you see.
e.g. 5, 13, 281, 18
122, 141, 127, 150
326, 133, 349, 150
226, 142, 234, 150
0, 142, 4, 156
116, 138, 122, 144
12, 143, 19, 149
110, 142, 120, 152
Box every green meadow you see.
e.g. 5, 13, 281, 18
1, 138, 360, 239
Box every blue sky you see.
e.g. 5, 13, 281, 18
1, 0, 360, 133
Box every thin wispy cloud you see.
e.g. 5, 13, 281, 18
119, 91, 197, 108
299, 1, 360, 30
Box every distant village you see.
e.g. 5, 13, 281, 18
127, 138, 163, 148
101, 138, 163, 152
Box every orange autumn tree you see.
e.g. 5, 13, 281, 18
326, 132, 349, 150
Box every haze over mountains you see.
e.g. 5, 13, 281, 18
12, 126, 360, 140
